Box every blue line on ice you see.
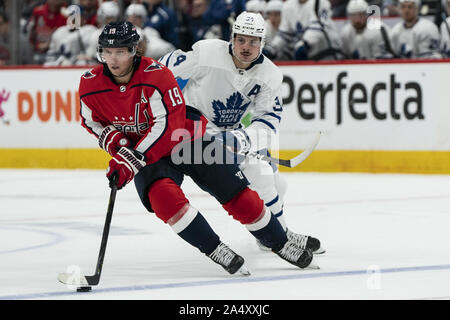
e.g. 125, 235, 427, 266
1, 263, 450, 300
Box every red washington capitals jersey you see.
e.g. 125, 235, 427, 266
79, 56, 188, 164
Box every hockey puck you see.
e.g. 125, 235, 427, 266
76, 286, 92, 292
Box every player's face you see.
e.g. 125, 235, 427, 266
267, 11, 281, 29
233, 34, 261, 67
102, 47, 134, 78
349, 12, 367, 31
400, 2, 418, 23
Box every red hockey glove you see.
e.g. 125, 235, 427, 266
99, 125, 132, 157
106, 147, 146, 189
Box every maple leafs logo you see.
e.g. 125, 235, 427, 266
212, 92, 250, 127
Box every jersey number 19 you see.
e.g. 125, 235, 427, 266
168, 87, 183, 106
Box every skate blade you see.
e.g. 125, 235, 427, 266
305, 263, 320, 270
238, 266, 251, 276
314, 247, 326, 255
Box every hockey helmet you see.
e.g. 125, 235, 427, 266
265, 0, 283, 13
97, 1, 120, 22
246, 0, 267, 14
125, 3, 148, 20
399, 0, 421, 8
346, 0, 369, 14
98, 21, 140, 50
232, 11, 266, 41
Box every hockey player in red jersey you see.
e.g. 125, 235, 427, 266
79, 21, 315, 275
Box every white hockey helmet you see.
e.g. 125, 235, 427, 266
97, 1, 120, 22
125, 3, 148, 20
246, 0, 267, 14
346, 0, 369, 14
399, 0, 421, 7
265, 0, 283, 13
232, 11, 266, 40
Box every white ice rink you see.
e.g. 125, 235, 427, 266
1, 169, 450, 300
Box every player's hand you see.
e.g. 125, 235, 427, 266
222, 129, 251, 155
99, 125, 133, 157
106, 147, 146, 189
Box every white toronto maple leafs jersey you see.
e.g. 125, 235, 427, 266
390, 18, 442, 58
160, 39, 284, 151
440, 17, 450, 57
340, 22, 393, 59
45, 24, 98, 66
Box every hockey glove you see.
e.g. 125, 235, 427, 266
99, 125, 133, 157
221, 129, 251, 155
106, 147, 146, 189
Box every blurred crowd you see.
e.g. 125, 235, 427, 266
0, 0, 449, 66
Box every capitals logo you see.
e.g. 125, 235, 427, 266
212, 92, 250, 127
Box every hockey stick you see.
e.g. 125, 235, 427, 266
58, 175, 118, 289
248, 131, 322, 168
314, 0, 338, 60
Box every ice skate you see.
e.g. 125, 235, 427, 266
274, 238, 317, 269
286, 229, 326, 254
208, 242, 250, 276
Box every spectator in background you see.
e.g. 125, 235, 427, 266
78, 0, 98, 26
390, 0, 442, 58
175, 0, 194, 51
383, 0, 401, 16
0, 9, 11, 64
125, 3, 175, 59
329, 0, 349, 17
340, 0, 394, 59
200, 0, 246, 41
28, 0, 67, 64
143, 0, 180, 48
246, 0, 266, 15
440, 0, 450, 57
183, 0, 219, 44
264, 0, 283, 45
84, 0, 121, 64
44, 5, 97, 66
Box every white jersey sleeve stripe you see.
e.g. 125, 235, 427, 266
135, 89, 168, 154
80, 100, 104, 137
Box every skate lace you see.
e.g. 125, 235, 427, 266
278, 241, 303, 262
287, 229, 308, 250
209, 243, 235, 267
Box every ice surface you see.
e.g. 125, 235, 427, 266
1, 169, 449, 300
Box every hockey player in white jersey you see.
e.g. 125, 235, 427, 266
160, 12, 324, 254
44, 5, 97, 66
341, 0, 394, 59
264, 0, 343, 60
440, 0, 450, 57
390, 0, 442, 58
